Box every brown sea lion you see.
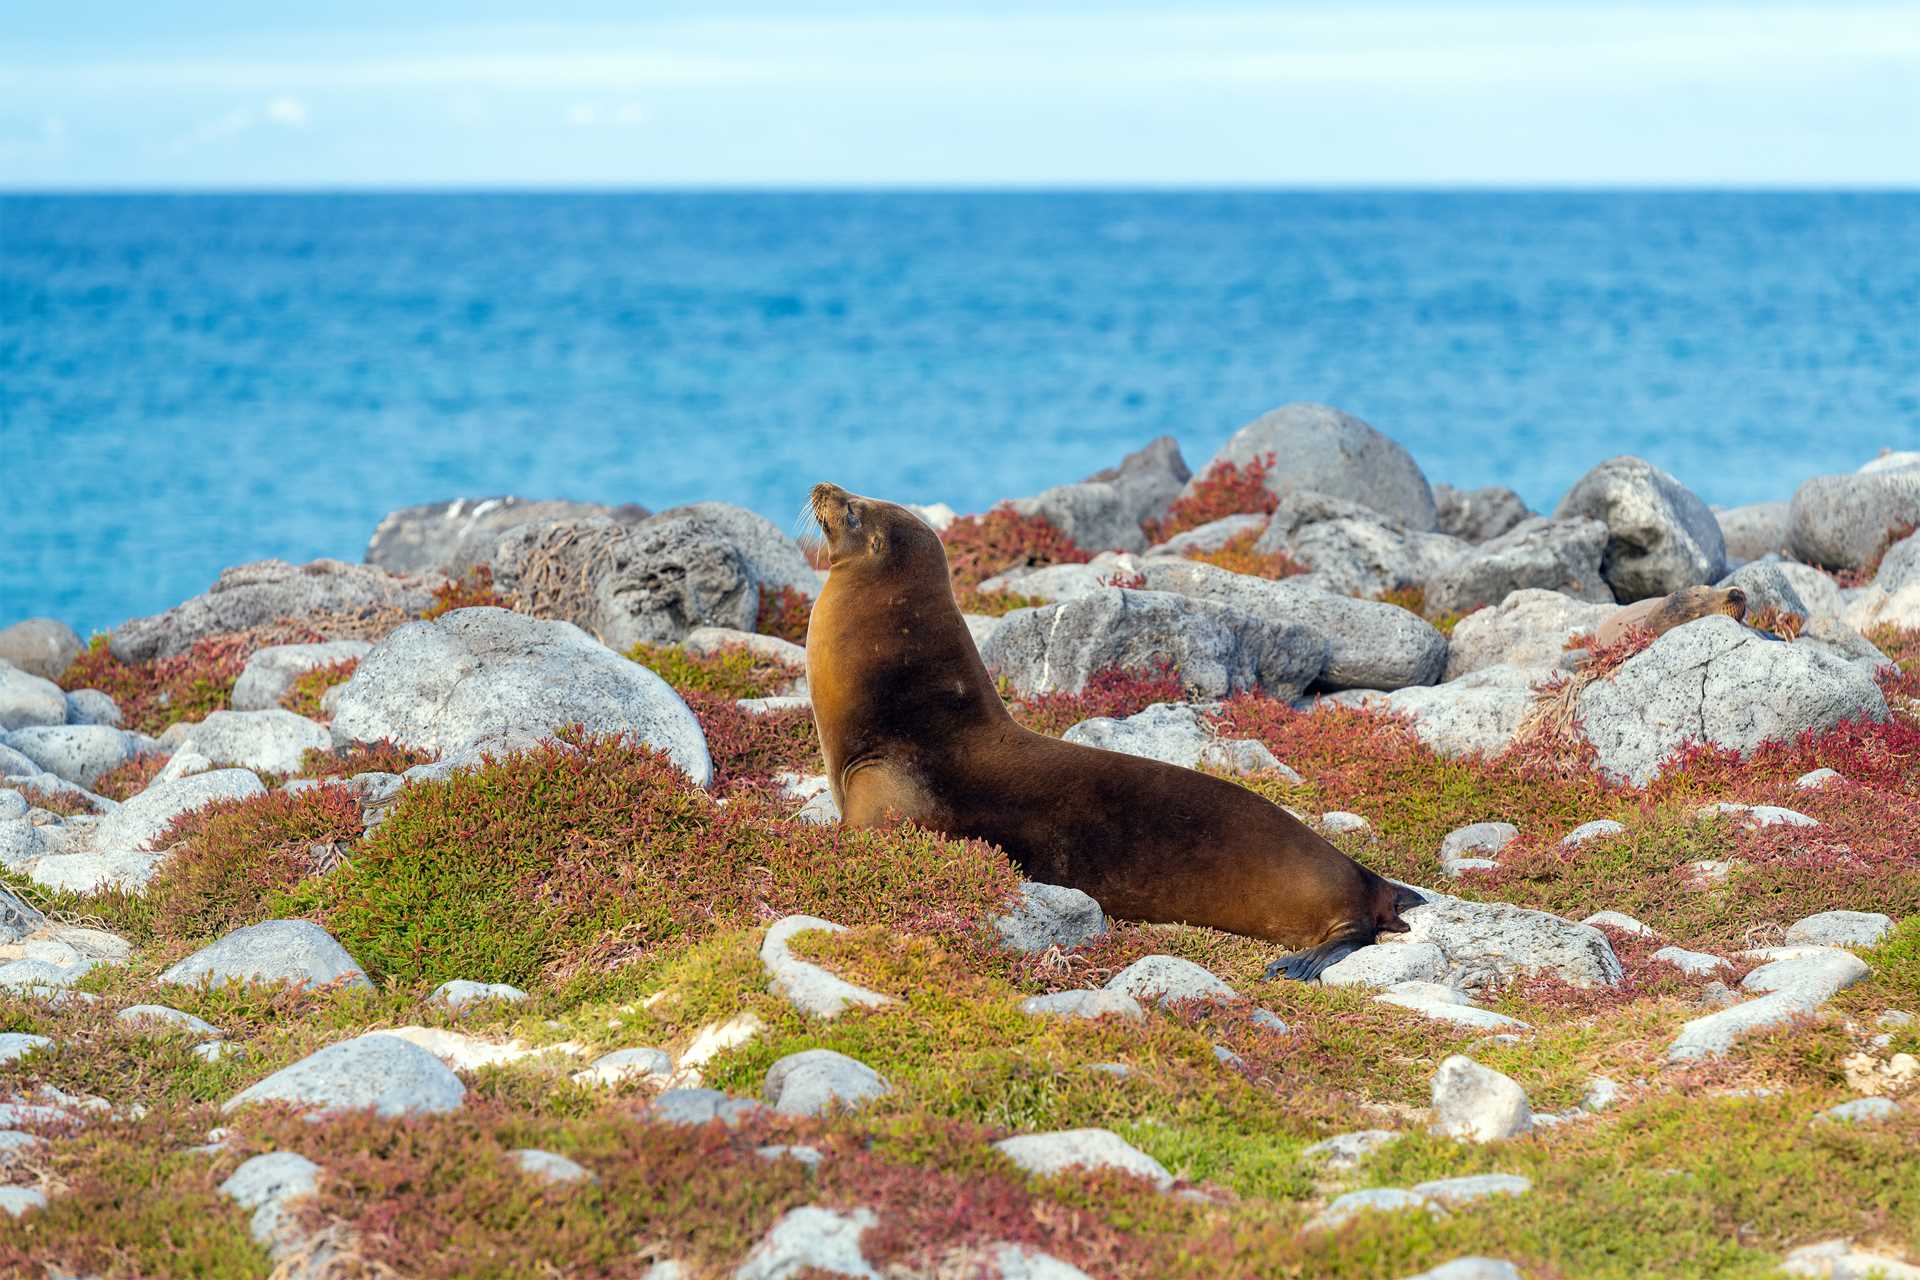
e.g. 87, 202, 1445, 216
804, 482, 1419, 980
1590, 585, 1747, 648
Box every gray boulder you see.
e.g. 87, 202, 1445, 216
1788, 470, 1920, 571
1137, 560, 1446, 691
992, 882, 1107, 953
1146, 513, 1269, 557
1377, 888, 1622, 989
1434, 484, 1533, 544
735, 1206, 880, 1280
329, 608, 711, 788
1061, 702, 1293, 779
1008, 437, 1191, 554
979, 588, 1325, 701
490, 515, 759, 649
1785, 910, 1894, 948
63, 689, 122, 727
1319, 942, 1450, 987
0, 887, 46, 944
992, 1128, 1173, 1188
1576, 616, 1888, 785
1251, 491, 1466, 597
1423, 517, 1613, 617
762, 1048, 891, 1116
1716, 501, 1792, 563
365, 496, 650, 576
1104, 955, 1236, 1006
1328, 664, 1537, 759
1430, 1055, 1532, 1142
1020, 989, 1146, 1022
1874, 530, 1920, 592
92, 768, 265, 852
654, 501, 822, 600
1439, 822, 1519, 877
224, 1032, 466, 1117
158, 920, 371, 990
0, 662, 68, 733
0, 620, 82, 681
1443, 589, 1613, 680
1187, 402, 1437, 531
651, 1087, 770, 1128
219, 1151, 325, 1255
1667, 948, 1869, 1061
1717, 560, 1810, 620
1553, 457, 1726, 601
172, 710, 330, 776
231, 641, 372, 711
110, 559, 438, 664
3, 725, 141, 787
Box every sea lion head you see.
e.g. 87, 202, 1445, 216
808, 483, 947, 576
1719, 586, 1747, 620
1664, 584, 1747, 624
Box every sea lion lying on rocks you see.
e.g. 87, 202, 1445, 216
1590, 585, 1747, 648
804, 482, 1419, 980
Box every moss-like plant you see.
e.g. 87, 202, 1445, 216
1142, 453, 1279, 544
1183, 528, 1307, 580
421, 565, 513, 619
941, 507, 1089, 592
279, 657, 358, 719
283, 735, 1020, 988
628, 642, 800, 701
754, 584, 813, 645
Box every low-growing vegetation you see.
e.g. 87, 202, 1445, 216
279, 657, 359, 719
940, 507, 1090, 593
1142, 453, 1278, 544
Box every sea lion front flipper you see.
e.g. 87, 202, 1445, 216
839, 758, 941, 829
1263, 937, 1364, 982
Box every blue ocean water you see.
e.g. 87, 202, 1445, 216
3, 191, 1917, 636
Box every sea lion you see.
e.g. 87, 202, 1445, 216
804, 482, 1419, 980
1589, 585, 1747, 648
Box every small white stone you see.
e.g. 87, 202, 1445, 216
1410, 1172, 1531, 1206
1305, 1187, 1436, 1232
1561, 819, 1625, 846
993, 1128, 1173, 1189
1652, 946, 1729, 976
1320, 811, 1373, 836
1581, 910, 1654, 936
1430, 1055, 1532, 1142
1794, 768, 1843, 790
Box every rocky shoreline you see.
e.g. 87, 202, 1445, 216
0, 401, 1917, 1278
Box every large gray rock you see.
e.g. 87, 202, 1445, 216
0, 620, 82, 681
762, 1049, 891, 1116
1146, 513, 1269, 557
1008, 437, 1191, 554
979, 588, 1325, 701
992, 1128, 1173, 1189
92, 768, 265, 852
1137, 560, 1446, 691
1331, 664, 1536, 758
490, 515, 759, 649
365, 496, 650, 576
1576, 616, 1888, 785
1443, 589, 1614, 680
1667, 948, 1869, 1061
1873, 530, 1920, 593
1424, 517, 1613, 617
1188, 403, 1437, 531
1104, 955, 1236, 1006
1020, 989, 1146, 1022
1717, 560, 1810, 621
992, 882, 1107, 953
110, 559, 439, 664
1841, 530, 1920, 632
0, 662, 68, 733
1554, 457, 1726, 601
158, 920, 371, 991
1376, 888, 1622, 989
1716, 501, 1792, 563
1785, 910, 1894, 948
1250, 491, 1466, 597
760, 916, 895, 1019
224, 1032, 466, 1117
1781, 1239, 1920, 1280
735, 1206, 880, 1280
329, 607, 711, 788
2, 724, 141, 787
63, 688, 122, 727
1789, 471, 1920, 571
219, 1151, 325, 1256
1434, 484, 1533, 544
231, 641, 373, 711
172, 709, 330, 776
1061, 701, 1292, 778
1430, 1055, 1532, 1142
655, 501, 822, 600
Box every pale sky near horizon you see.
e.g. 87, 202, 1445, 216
3, 1, 1917, 188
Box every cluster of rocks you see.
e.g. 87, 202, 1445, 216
963, 405, 1907, 783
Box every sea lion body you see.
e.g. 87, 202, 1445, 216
1591, 585, 1747, 648
805, 483, 1417, 979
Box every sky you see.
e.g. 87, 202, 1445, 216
3, 1, 1918, 188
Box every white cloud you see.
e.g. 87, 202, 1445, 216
165, 96, 311, 153
265, 95, 308, 126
